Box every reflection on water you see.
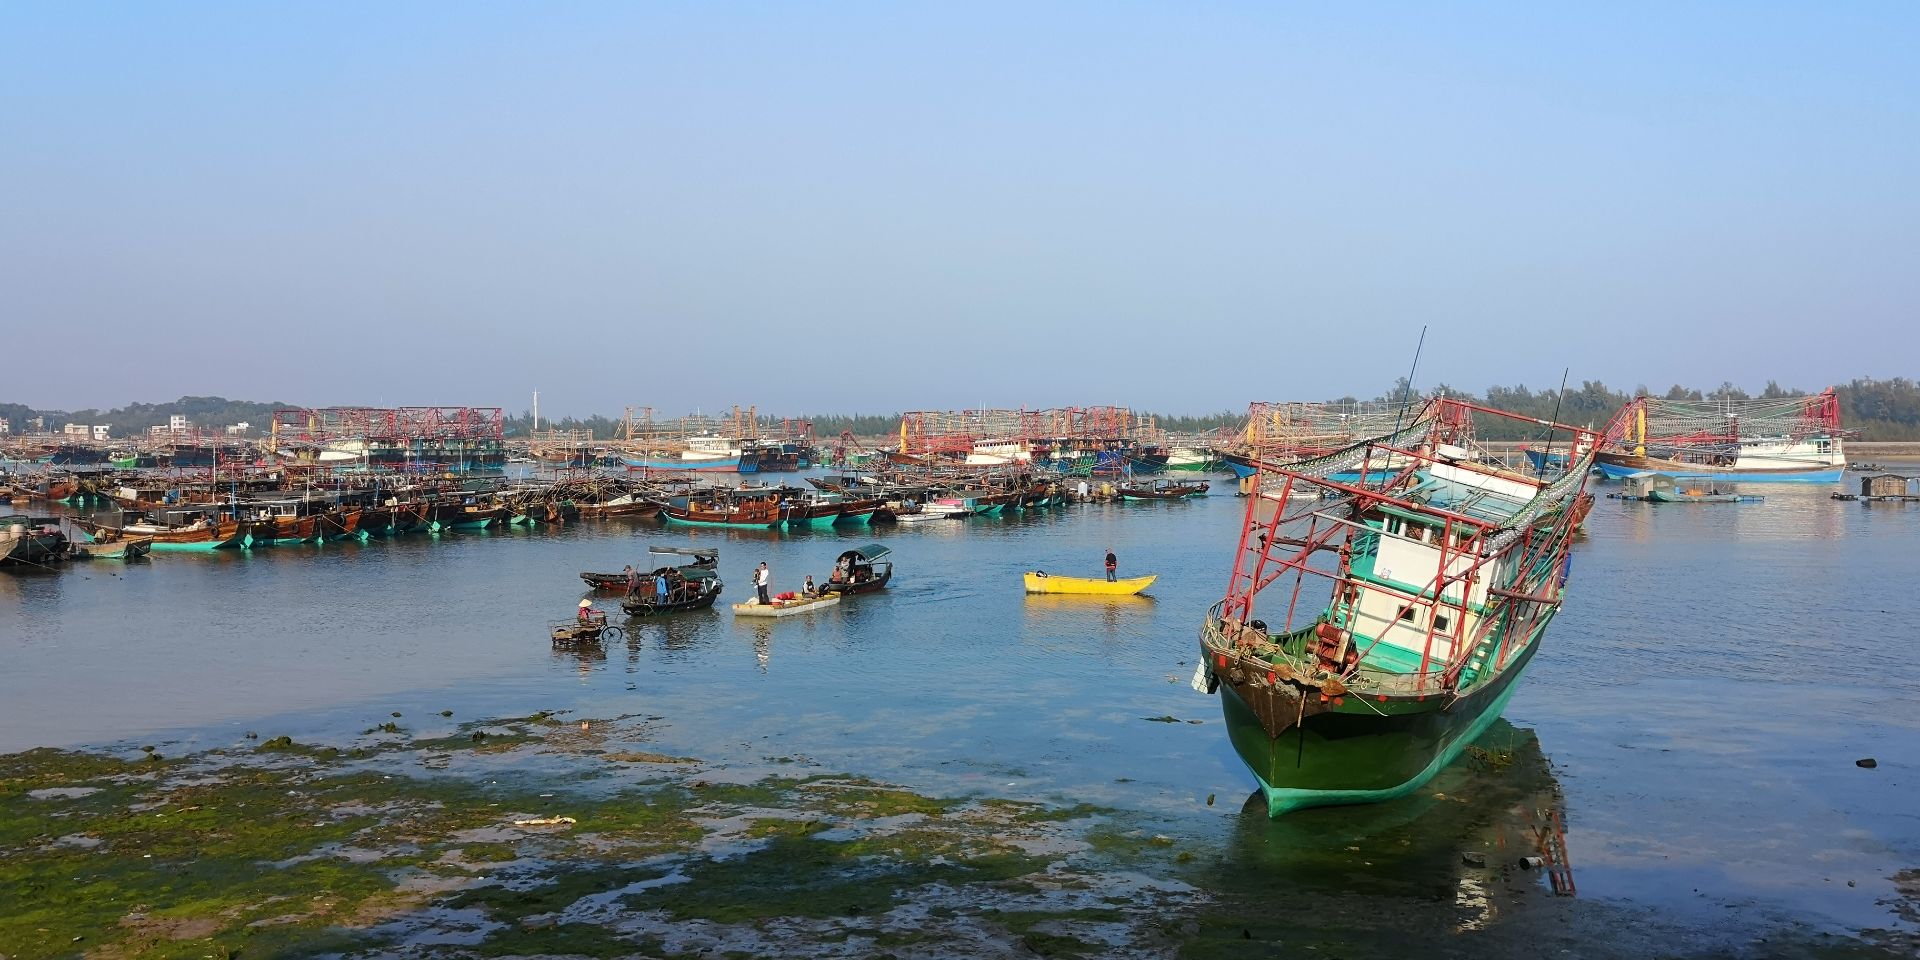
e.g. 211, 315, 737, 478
5, 475, 1919, 938
1218, 720, 1566, 900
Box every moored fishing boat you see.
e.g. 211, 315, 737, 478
830, 497, 883, 525
1164, 446, 1220, 472
0, 516, 70, 566
779, 497, 843, 529
661, 496, 783, 529
1194, 397, 1597, 817
1596, 390, 1847, 482
1117, 479, 1209, 500
70, 535, 152, 560
74, 509, 247, 551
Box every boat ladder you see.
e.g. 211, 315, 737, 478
1531, 806, 1576, 896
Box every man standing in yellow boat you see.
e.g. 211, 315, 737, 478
1105, 548, 1118, 582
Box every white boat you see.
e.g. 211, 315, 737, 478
894, 509, 963, 523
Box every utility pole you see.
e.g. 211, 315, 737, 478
533, 391, 540, 432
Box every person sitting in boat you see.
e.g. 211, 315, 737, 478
578, 599, 597, 622
828, 565, 844, 585
656, 572, 670, 601
802, 575, 817, 597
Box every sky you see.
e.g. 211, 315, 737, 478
3, 2, 1916, 418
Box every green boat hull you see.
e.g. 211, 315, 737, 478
1217, 622, 1546, 817
435, 518, 497, 531
785, 514, 838, 530
149, 539, 247, 552
663, 515, 779, 530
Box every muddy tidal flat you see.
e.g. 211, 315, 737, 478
4, 479, 1919, 958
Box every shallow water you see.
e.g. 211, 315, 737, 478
4, 468, 1917, 944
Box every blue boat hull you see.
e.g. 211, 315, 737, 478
622, 455, 742, 472
1594, 461, 1841, 483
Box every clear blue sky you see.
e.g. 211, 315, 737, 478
4, 2, 1915, 417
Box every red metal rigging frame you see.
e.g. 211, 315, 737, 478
1219, 397, 1598, 693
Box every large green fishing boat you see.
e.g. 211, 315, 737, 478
1195, 398, 1597, 817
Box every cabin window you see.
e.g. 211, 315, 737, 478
1398, 607, 1417, 623
1434, 614, 1451, 632
1386, 518, 1402, 535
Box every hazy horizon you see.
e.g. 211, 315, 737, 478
6, 3, 1916, 417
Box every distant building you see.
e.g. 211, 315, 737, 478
92, 425, 111, 441
169, 414, 190, 433
28, 416, 45, 433
0, 417, 9, 435
225, 422, 251, 436
63, 423, 91, 437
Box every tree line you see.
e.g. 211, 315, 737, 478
11, 378, 1920, 442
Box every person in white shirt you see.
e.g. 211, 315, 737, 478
755, 562, 771, 604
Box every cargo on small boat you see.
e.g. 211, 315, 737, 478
733, 593, 841, 617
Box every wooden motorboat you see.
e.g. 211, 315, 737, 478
576, 496, 662, 519
74, 510, 246, 551
70, 536, 152, 560
619, 551, 724, 614
662, 496, 783, 529
820, 544, 892, 596
779, 497, 844, 529
0, 516, 70, 565
1117, 479, 1209, 500
733, 593, 841, 618
1023, 571, 1157, 595
831, 497, 884, 525
579, 548, 727, 616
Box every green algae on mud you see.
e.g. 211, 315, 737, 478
0, 721, 1146, 960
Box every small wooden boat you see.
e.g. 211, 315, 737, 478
1023, 571, 1157, 595
830, 497, 884, 525
820, 544, 892, 596
1648, 488, 1763, 504
1117, 479, 1209, 500
70, 536, 152, 560
733, 593, 841, 617
619, 553, 724, 615
576, 497, 662, 519
893, 508, 962, 524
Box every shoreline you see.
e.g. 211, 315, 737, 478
4, 711, 1914, 959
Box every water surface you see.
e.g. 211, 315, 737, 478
4, 470, 1916, 947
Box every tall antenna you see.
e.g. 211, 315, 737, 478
1390, 325, 1429, 435
1537, 367, 1570, 480
532, 390, 540, 432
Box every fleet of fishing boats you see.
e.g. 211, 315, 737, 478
2, 386, 1889, 825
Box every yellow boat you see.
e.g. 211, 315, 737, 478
1022, 571, 1157, 595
